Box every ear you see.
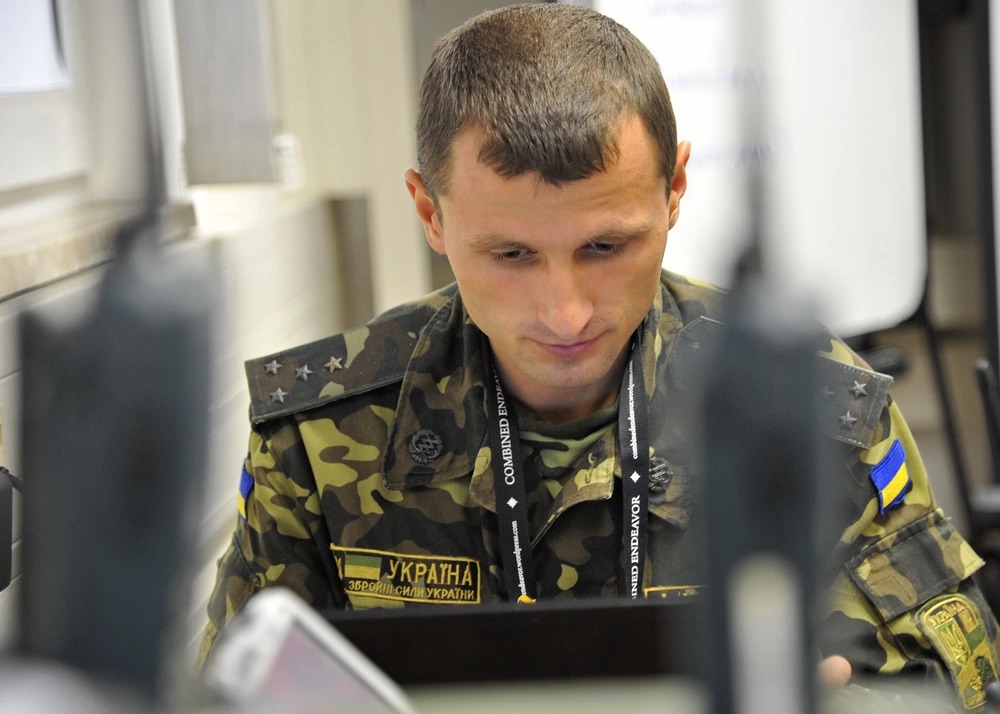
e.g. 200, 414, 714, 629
405, 168, 446, 254
667, 141, 691, 230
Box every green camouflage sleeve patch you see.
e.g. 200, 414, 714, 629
917, 593, 1000, 710
197, 532, 257, 669
199, 427, 346, 666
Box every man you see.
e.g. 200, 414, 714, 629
200, 3, 999, 707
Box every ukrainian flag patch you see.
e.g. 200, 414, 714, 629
870, 439, 911, 514
344, 553, 383, 581
237, 466, 254, 521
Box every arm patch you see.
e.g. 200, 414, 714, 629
237, 466, 253, 521
870, 439, 912, 514
917, 593, 1000, 710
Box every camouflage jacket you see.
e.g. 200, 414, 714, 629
201, 271, 1000, 709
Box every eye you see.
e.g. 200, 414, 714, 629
490, 248, 533, 264
585, 241, 626, 257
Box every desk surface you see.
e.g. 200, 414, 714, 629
408, 677, 705, 714
406, 676, 956, 714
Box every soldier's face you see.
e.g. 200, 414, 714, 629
407, 116, 689, 423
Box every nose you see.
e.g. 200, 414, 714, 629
537, 264, 594, 340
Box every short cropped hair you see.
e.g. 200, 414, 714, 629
416, 3, 677, 199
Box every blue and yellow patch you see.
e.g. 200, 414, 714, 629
237, 466, 254, 521
870, 439, 911, 514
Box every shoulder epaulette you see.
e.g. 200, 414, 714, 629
814, 355, 892, 448
245, 296, 447, 424
668, 317, 892, 449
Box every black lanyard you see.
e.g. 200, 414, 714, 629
485, 335, 650, 602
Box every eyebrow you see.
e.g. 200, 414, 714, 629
464, 233, 522, 250
465, 221, 657, 249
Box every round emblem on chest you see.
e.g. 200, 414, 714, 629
408, 429, 444, 465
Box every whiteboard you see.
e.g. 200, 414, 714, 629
593, 0, 926, 337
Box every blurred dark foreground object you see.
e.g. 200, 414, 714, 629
0, 467, 16, 592
697, 276, 836, 714
16, 214, 215, 705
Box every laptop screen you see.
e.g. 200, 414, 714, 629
323, 597, 701, 686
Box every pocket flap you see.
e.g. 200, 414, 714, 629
847, 510, 985, 622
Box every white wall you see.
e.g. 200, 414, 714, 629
0, 0, 432, 668
269, 0, 430, 313
183, 195, 346, 659
0, 194, 345, 652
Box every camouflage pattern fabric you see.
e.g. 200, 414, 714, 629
199, 271, 1000, 708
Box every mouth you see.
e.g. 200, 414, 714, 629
534, 336, 599, 360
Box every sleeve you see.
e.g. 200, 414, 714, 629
818, 398, 1000, 711
196, 421, 345, 668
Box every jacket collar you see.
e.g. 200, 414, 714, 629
382, 276, 697, 528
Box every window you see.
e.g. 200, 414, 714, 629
0, 0, 88, 196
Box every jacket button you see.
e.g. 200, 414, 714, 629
409, 429, 444, 465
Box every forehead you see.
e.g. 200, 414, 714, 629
439, 118, 668, 237
446, 116, 659, 183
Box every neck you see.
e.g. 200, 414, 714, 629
493, 347, 631, 426
519, 390, 618, 426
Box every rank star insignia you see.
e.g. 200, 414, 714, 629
850, 380, 868, 399
507, 497, 518, 509
264, 359, 282, 375
269, 387, 288, 404
822, 385, 835, 401
839, 411, 858, 429
325, 356, 343, 372
295, 365, 313, 381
